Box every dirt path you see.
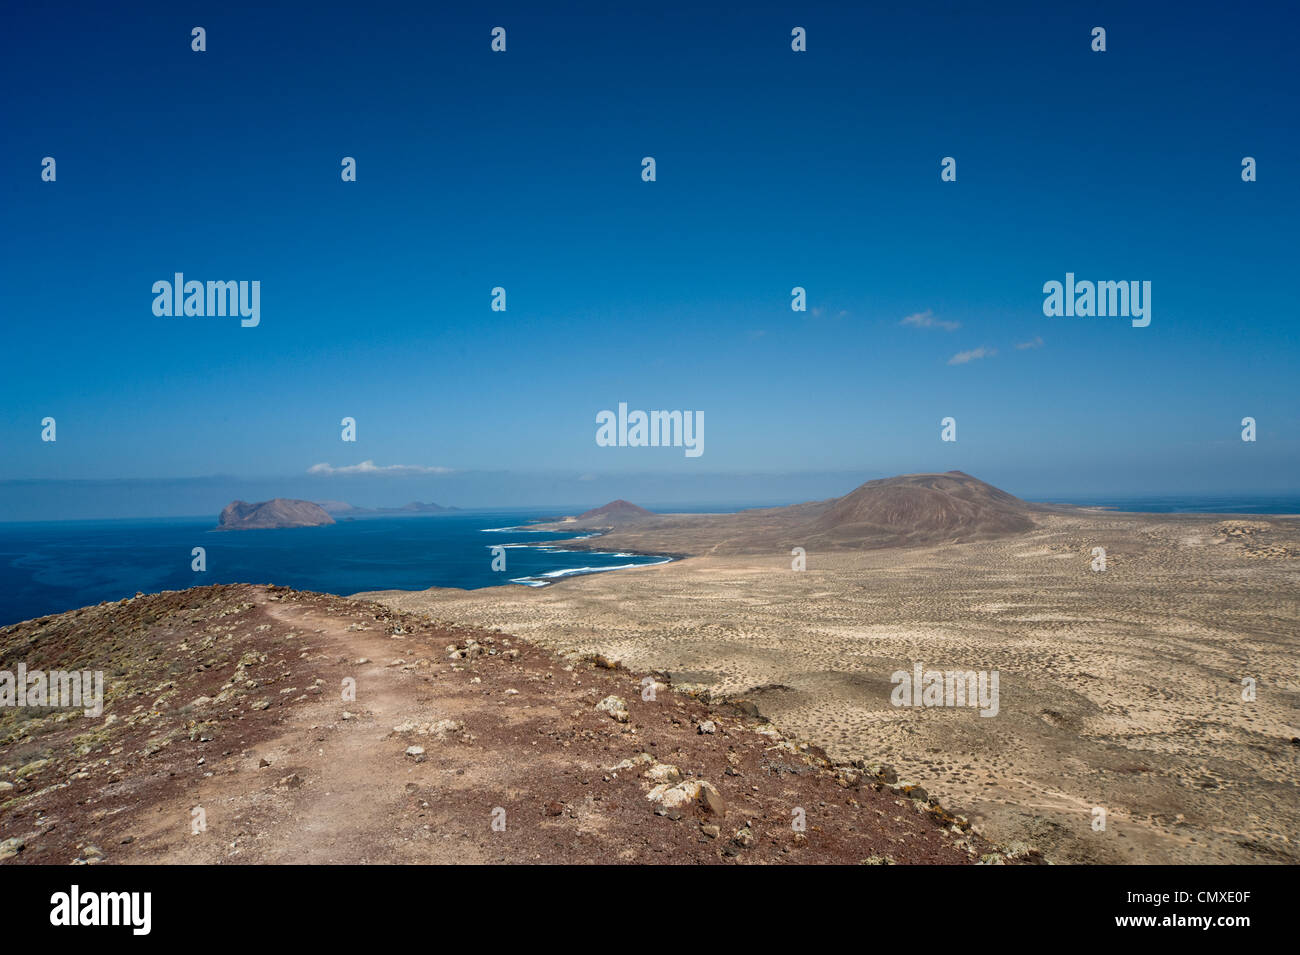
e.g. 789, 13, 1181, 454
1, 585, 1003, 865
120, 597, 488, 863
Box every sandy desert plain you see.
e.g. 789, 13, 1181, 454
366, 472, 1300, 864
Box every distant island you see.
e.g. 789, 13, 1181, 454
217, 499, 459, 529
218, 499, 336, 530
317, 501, 458, 516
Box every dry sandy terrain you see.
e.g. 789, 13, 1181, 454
365, 509, 1300, 864
1, 585, 997, 865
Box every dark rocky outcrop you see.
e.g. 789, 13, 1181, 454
217, 498, 336, 530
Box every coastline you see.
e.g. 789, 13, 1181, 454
363, 505, 1300, 865
491, 527, 680, 588
0, 513, 678, 626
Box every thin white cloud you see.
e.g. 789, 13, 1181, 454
901, 309, 960, 331
1015, 336, 1045, 350
308, 460, 454, 476
947, 346, 997, 366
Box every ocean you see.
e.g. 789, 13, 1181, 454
1039, 495, 1300, 515
0, 510, 671, 627
2, 496, 1295, 628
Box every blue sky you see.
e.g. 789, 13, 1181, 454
2, 1, 1297, 518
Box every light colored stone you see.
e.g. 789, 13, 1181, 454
646, 778, 725, 813
610, 753, 654, 771
595, 695, 630, 723
427, 719, 463, 738
644, 763, 682, 785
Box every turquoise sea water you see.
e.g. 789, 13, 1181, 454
0, 510, 671, 627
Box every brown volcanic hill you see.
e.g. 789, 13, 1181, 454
573, 500, 655, 525
810, 471, 1037, 547
218, 498, 335, 530
542, 472, 1039, 555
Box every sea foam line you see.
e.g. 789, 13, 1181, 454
509, 556, 672, 587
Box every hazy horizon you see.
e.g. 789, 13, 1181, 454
3, 468, 1299, 523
